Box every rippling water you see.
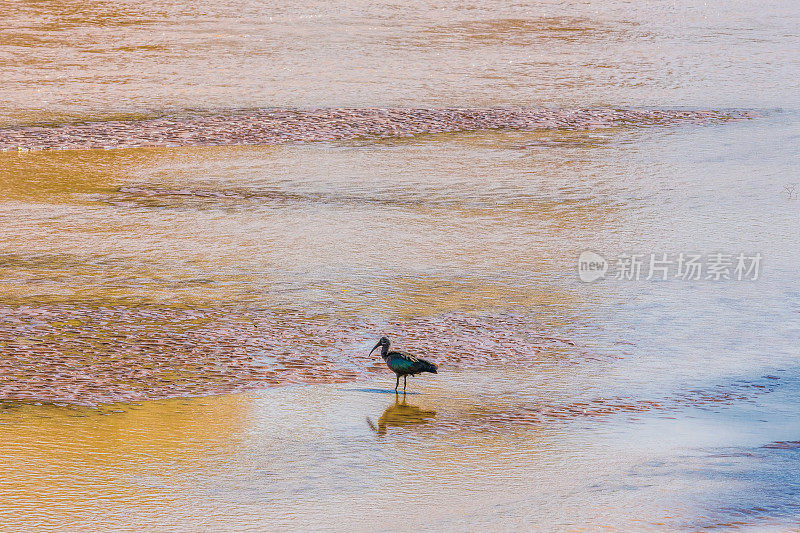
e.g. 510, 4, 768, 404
1, 0, 799, 530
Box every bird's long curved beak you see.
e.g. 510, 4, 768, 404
369, 342, 381, 356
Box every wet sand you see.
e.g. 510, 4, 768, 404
0, 304, 586, 406
0, 299, 782, 412
0, 107, 748, 152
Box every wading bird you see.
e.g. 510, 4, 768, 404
369, 337, 438, 392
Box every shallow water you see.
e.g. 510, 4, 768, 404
1, 0, 798, 125
3, 370, 800, 531
1, 0, 800, 530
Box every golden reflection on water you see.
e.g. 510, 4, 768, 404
0, 394, 248, 530
0, 150, 122, 201
0, 135, 620, 310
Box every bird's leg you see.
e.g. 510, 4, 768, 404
395, 375, 399, 392
403, 375, 407, 392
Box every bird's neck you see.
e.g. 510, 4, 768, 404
379, 345, 390, 359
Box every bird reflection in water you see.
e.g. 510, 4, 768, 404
367, 393, 437, 436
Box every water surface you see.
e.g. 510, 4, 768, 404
1, 0, 799, 530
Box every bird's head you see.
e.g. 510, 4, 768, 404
369, 336, 391, 355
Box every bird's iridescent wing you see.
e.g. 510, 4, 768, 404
386, 351, 420, 373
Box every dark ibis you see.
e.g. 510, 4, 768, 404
369, 336, 438, 392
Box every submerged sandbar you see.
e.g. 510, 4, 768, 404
0, 107, 750, 152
